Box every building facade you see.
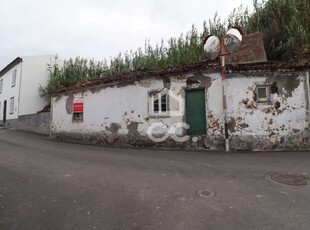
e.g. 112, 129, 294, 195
50, 61, 310, 151
0, 55, 60, 133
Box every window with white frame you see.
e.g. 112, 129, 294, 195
12, 70, 17, 87
10, 97, 14, 114
150, 91, 169, 115
0, 79, 3, 94
256, 85, 270, 102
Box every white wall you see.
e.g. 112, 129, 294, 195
51, 71, 225, 149
19, 55, 61, 116
52, 78, 185, 136
226, 73, 308, 136
51, 70, 310, 150
0, 62, 22, 121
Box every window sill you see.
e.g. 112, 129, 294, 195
149, 114, 171, 118
257, 101, 272, 105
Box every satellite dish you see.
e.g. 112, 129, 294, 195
223, 28, 243, 54
203, 35, 220, 60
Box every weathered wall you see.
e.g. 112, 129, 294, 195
18, 112, 50, 135
51, 71, 225, 150
2, 119, 18, 129
226, 71, 310, 150
51, 70, 310, 151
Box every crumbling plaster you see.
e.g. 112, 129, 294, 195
51, 71, 224, 149
226, 71, 310, 150
51, 69, 310, 151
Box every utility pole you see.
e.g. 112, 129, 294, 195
203, 27, 243, 151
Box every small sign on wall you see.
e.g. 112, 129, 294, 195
73, 98, 84, 113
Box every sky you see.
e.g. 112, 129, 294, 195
0, 0, 253, 70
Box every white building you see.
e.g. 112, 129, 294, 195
0, 55, 60, 132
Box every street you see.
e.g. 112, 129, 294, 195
0, 129, 309, 230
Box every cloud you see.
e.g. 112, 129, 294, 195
0, 0, 253, 69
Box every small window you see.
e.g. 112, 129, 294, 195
256, 85, 270, 102
150, 91, 169, 115
0, 79, 3, 94
73, 112, 83, 122
12, 70, 17, 87
10, 97, 14, 114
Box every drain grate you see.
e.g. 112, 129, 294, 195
269, 173, 307, 186
197, 189, 215, 199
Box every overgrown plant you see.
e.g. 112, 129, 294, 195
248, 0, 310, 59
39, 57, 108, 99
42, 0, 310, 98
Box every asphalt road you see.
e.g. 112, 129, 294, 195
0, 129, 309, 230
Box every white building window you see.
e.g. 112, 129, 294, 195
10, 97, 14, 114
256, 85, 270, 102
0, 79, 3, 94
12, 70, 17, 87
150, 91, 169, 115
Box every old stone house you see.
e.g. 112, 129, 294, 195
50, 60, 310, 151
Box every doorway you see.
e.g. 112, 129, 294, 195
185, 89, 206, 135
3, 100, 7, 124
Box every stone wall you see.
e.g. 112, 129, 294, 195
18, 112, 50, 135
0, 119, 18, 129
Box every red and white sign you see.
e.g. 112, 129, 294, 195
73, 98, 84, 113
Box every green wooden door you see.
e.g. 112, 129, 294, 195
186, 89, 206, 135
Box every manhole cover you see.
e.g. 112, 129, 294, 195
269, 173, 307, 186
197, 189, 215, 199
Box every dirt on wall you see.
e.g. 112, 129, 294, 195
266, 73, 300, 98
65, 94, 74, 114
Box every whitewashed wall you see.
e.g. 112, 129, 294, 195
51, 72, 224, 149
226, 71, 310, 150
0, 62, 22, 122
52, 79, 186, 138
19, 55, 61, 116
51, 70, 309, 150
